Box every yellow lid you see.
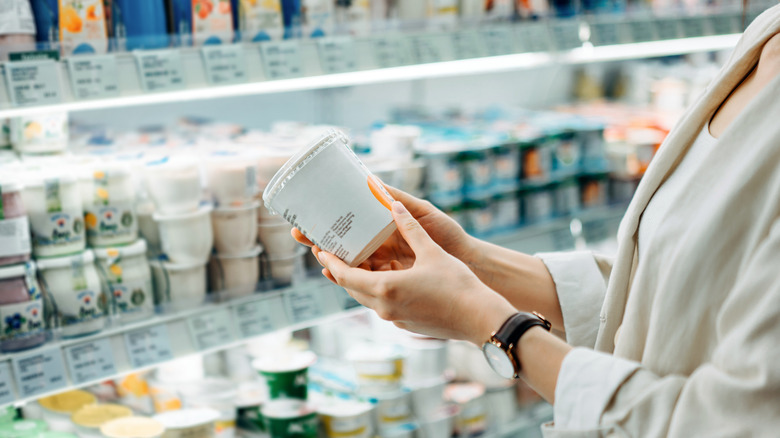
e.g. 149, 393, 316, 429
72, 404, 133, 428
38, 390, 97, 414
100, 417, 165, 438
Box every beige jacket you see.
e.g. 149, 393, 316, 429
539, 5, 780, 437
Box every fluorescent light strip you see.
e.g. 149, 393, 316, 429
0, 33, 740, 119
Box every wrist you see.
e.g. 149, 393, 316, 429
463, 286, 516, 346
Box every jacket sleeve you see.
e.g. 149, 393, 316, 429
536, 251, 614, 348
543, 218, 780, 437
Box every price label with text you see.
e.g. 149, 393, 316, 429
654, 18, 681, 40
260, 41, 304, 80
318, 37, 358, 74
450, 31, 481, 60
680, 17, 707, 38
0, 362, 14, 405
201, 44, 248, 85
409, 34, 450, 64
124, 325, 174, 368
188, 308, 235, 351
516, 23, 550, 53
710, 14, 737, 35
371, 36, 409, 68
67, 55, 120, 100
283, 289, 324, 324
134, 50, 185, 92
12, 348, 67, 398
550, 20, 582, 50
64, 338, 117, 385
629, 19, 657, 42
3, 60, 62, 106
480, 26, 515, 56
589, 20, 623, 46
233, 300, 278, 338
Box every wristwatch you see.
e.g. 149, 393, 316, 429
482, 312, 552, 379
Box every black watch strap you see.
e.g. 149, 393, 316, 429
494, 312, 552, 372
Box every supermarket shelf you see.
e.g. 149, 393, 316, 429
0, 280, 364, 409
0, 13, 745, 119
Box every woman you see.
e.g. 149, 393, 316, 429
294, 5, 780, 436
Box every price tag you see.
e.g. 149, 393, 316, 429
516, 23, 550, 53
124, 325, 174, 368
233, 300, 278, 338
480, 26, 515, 56
64, 338, 117, 385
589, 21, 623, 46
654, 18, 681, 40
550, 20, 582, 50
283, 288, 324, 324
450, 30, 482, 60
629, 19, 658, 42
67, 55, 120, 100
680, 17, 707, 38
409, 34, 450, 64
710, 14, 737, 35
317, 37, 358, 74
371, 35, 409, 68
3, 60, 62, 106
12, 348, 67, 398
134, 50, 185, 93
187, 308, 235, 351
201, 44, 248, 85
0, 362, 14, 406
260, 41, 304, 80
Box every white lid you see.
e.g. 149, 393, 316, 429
0, 262, 32, 280
143, 155, 198, 173
212, 200, 261, 213
213, 244, 263, 259
262, 400, 316, 419
443, 383, 485, 404
0, 179, 22, 193
37, 250, 95, 270
20, 169, 77, 188
177, 378, 237, 400
317, 400, 374, 418
93, 239, 148, 260
346, 344, 404, 362
235, 382, 268, 408
100, 416, 165, 438
148, 258, 208, 271
252, 350, 317, 373
152, 203, 213, 221
153, 408, 220, 429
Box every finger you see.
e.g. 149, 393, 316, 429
321, 268, 336, 284
291, 228, 313, 246
390, 260, 403, 271
391, 201, 438, 257
318, 251, 379, 293
384, 184, 430, 216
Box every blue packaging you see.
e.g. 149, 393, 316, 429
281, 0, 302, 39
111, 0, 169, 50
167, 0, 193, 46
29, 0, 59, 50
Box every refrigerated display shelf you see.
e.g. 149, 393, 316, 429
0, 13, 746, 119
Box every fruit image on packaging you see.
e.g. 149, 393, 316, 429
58, 0, 108, 55
235, 0, 284, 41
192, 0, 235, 45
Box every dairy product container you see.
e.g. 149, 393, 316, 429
143, 157, 203, 215
263, 129, 396, 268
38, 390, 97, 432
136, 203, 161, 255
235, 381, 268, 433
462, 200, 493, 237
417, 404, 458, 438
20, 171, 86, 258
302, 0, 333, 38
234, 0, 284, 41
100, 417, 166, 438
492, 191, 520, 231
205, 153, 259, 207
378, 423, 416, 438
444, 383, 487, 437
0, 180, 32, 266
0, 419, 48, 437
334, 0, 371, 36
552, 179, 580, 217
492, 144, 521, 191
192, 0, 235, 45
484, 384, 518, 431
38, 250, 106, 337
264, 247, 305, 287
208, 245, 261, 299
80, 166, 138, 247
0, 0, 36, 60
581, 174, 609, 209
153, 408, 221, 438
71, 404, 132, 437
253, 350, 317, 400
401, 337, 448, 385
149, 259, 207, 312
346, 344, 405, 392
256, 221, 297, 258
520, 142, 552, 183
10, 113, 68, 155
261, 400, 318, 438
318, 400, 374, 438
409, 377, 446, 420
110, 0, 169, 50
93, 240, 155, 321
550, 132, 581, 178
211, 202, 259, 255
154, 204, 214, 264
178, 379, 238, 438
57, 0, 109, 55
521, 187, 553, 225
0, 262, 46, 352
421, 143, 464, 198
362, 390, 412, 430
428, 0, 458, 30
168, 0, 193, 47
461, 148, 494, 200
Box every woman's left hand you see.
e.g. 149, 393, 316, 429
315, 201, 517, 345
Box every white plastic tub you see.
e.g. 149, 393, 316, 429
154, 204, 214, 264
265, 248, 306, 287
93, 240, 155, 322
408, 377, 446, 420
208, 245, 261, 299
80, 165, 138, 247
100, 417, 166, 438
153, 408, 220, 438
318, 400, 374, 438
205, 152, 259, 208
346, 344, 405, 392
149, 259, 207, 312
256, 221, 297, 258
178, 379, 238, 438
144, 156, 202, 215
211, 202, 259, 255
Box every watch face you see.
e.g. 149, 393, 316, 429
482, 342, 515, 379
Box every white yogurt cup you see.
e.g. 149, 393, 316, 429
361, 390, 412, 430
318, 400, 375, 438
417, 404, 458, 438
79, 165, 138, 248
178, 379, 238, 438
484, 384, 519, 431
149, 259, 207, 311
408, 377, 446, 420
100, 417, 166, 438
136, 203, 161, 254
154, 204, 214, 264
205, 152, 259, 208
10, 112, 69, 155
263, 129, 396, 267
94, 240, 155, 322
208, 245, 262, 299
264, 247, 306, 287
144, 156, 202, 215
346, 344, 405, 392
401, 337, 448, 385
256, 221, 298, 258
153, 408, 220, 438
211, 202, 259, 255
444, 383, 487, 437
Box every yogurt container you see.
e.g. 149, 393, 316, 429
20, 173, 86, 258
362, 390, 412, 430
235, 381, 268, 434
0, 180, 32, 266
417, 404, 458, 438
136, 203, 161, 255
484, 384, 519, 431
252, 351, 317, 400
408, 378, 446, 420
100, 417, 166, 438
9, 113, 68, 155
178, 379, 238, 438
0, 405, 15, 423
261, 400, 318, 438
264, 248, 306, 287
492, 191, 520, 231
80, 166, 138, 248
552, 179, 580, 217
444, 383, 487, 437
262, 130, 396, 268
401, 337, 448, 385
211, 202, 259, 255
0, 419, 48, 436
521, 187, 553, 225
318, 400, 374, 438
461, 148, 494, 200
205, 153, 259, 208
37, 251, 107, 338
93, 240, 155, 322
208, 245, 261, 299
149, 259, 207, 312
154, 204, 214, 264
0, 262, 46, 352
143, 157, 202, 215
38, 390, 98, 432
153, 408, 220, 438
420, 144, 464, 199
346, 345, 404, 392
71, 404, 132, 438
256, 221, 297, 258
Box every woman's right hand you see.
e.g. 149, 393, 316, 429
291, 185, 477, 271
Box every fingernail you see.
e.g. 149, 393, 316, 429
392, 201, 406, 214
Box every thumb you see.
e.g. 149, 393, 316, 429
391, 201, 437, 256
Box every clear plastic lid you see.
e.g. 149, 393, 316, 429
37, 250, 95, 270
93, 239, 148, 260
